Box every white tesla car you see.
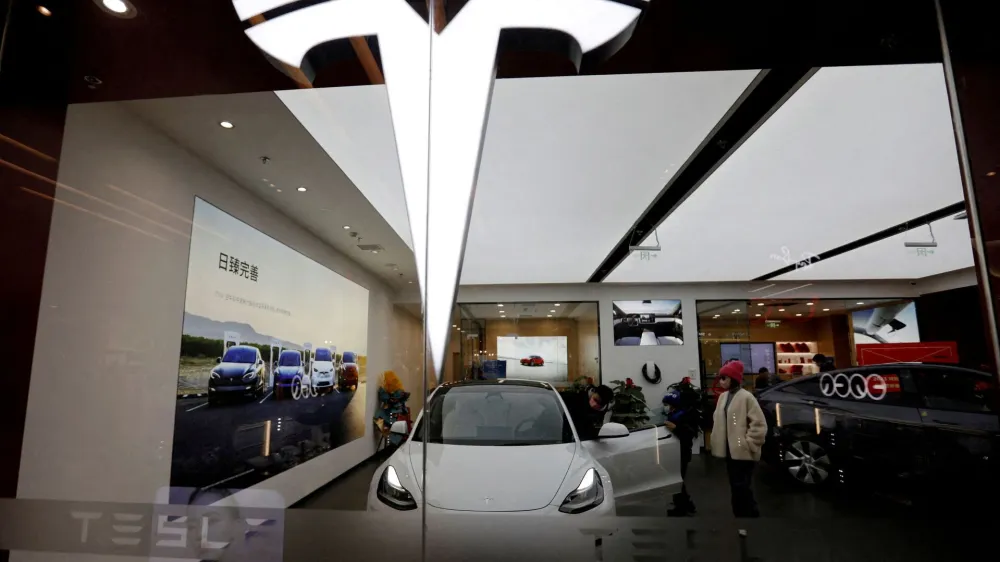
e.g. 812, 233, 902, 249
367, 379, 681, 515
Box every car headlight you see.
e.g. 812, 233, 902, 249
376, 466, 417, 511
210, 371, 220, 380
243, 371, 257, 381
558, 468, 604, 514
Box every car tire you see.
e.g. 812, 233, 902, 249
783, 439, 833, 486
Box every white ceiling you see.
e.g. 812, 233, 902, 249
124, 92, 418, 289
122, 63, 973, 291
280, 70, 759, 284
775, 214, 973, 281
605, 63, 970, 283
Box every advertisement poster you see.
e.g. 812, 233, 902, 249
612, 300, 684, 346
852, 301, 920, 344
170, 198, 369, 497
497, 336, 569, 381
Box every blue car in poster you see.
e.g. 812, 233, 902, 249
273, 350, 305, 400
208, 345, 266, 405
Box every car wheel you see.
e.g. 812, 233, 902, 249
784, 439, 832, 485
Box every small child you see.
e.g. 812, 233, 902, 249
664, 377, 702, 516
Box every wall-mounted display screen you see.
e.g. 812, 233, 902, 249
720, 343, 776, 375
852, 301, 920, 344
497, 336, 569, 381
170, 198, 369, 495
612, 300, 683, 346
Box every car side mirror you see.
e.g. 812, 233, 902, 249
598, 422, 629, 439
216, 357, 222, 364
390, 420, 408, 436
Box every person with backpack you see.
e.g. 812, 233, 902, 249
663, 377, 703, 516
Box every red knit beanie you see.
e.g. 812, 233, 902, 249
719, 361, 745, 384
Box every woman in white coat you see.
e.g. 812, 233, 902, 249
711, 360, 768, 518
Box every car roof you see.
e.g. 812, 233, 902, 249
764, 362, 994, 394
228, 345, 257, 351
279, 349, 300, 356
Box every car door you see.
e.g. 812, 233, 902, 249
580, 406, 682, 499
910, 366, 999, 494
831, 367, 925, 488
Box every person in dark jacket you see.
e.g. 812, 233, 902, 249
812, 354, 835, 373
562, 384, 613, 441
664, 377, 702, 516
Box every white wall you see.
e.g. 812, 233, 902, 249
448, 280, 922, 402
16, 102, 395, 508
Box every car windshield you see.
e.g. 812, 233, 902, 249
222, 347, 257, 364
278, 352, 301, 367
314, 349, 332, 362
413, 385, 573, 446
343, 352, 356, 363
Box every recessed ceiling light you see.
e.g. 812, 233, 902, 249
757, 303, 764, 306
297, 186, 307, 192
755, 313, 761, 317
371, 250, 379, 254
343, 225, 351, 230
550, 309, 556, 313
988, 171, 997, 177
37, 6, 52, 16
822, 308, 830, 312
497, 304, 503, 307
452, 325, 457, 328
269, 183, 275, 187
806, 302, 814, 306
555, 303, 561, 307
102, 0, 129, 13
262, 178, 269, 182
219, 121, 234, 129
547, 315, 552, 318
408, 281, 413, 284
778, 308, 785, 312
733, 309, 740, 313
856, 302, 865, 305
795, 313, 803, 317
276, 189, 282, 193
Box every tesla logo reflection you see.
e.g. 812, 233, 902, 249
820, 372, 888, 401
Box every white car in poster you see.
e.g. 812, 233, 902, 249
311, 347, 336, 393
367, 379, 681, 515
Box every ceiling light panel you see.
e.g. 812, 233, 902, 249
606, 64, 965, 283
461, 71, 757, 284
281, 71, 755, 284
775, 215, 972, 280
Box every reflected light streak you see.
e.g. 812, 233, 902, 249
18, 187, 169, 242
0, 133, 57, 162
263, 420, 271, 457
814, 407, 821, 435
762, 284, 814, 299
105, 183, 229, 242
776, 402, 783, 427
0, 158, 189, 239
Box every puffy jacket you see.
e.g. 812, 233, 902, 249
710, 388, 768, 461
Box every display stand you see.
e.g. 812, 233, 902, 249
775, 341, 819, 378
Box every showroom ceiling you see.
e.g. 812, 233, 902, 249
116, 62, 972, 289
605, 63, 969, 283
696, 298, 904, 321
123, 92, 418, 288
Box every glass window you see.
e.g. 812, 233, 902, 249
413, 384, 573, 446
342, 352, 357, 364
222, 347, 257, 364
913, 368, 997, 414
278, 351, 301, 367
314, 348, 333, 362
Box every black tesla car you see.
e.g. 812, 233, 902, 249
757, 363, 998, 501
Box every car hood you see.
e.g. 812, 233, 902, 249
313, 361, 334, 373
215, 363, 253, 376
275, 366, 301, 377
407, 442, 576, 512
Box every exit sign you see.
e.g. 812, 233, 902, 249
765, 320, 781, 328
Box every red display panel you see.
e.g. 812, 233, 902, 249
855, 342, 959, 366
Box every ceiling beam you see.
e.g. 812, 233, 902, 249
587, 67, 817, 283
428, 0, 448, 33
752, 201, 967, 281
